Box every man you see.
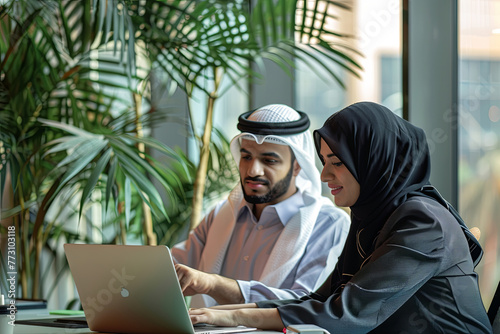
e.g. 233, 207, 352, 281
172, 104, 350, 307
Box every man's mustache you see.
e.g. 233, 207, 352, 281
244, 176, 270, 185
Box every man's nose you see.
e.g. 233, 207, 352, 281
248, 160, 264, 176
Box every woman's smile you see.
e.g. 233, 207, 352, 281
329, 185, 343, 196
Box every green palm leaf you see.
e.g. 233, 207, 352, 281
39, 119, 187, 223
1, 0, 362, 301
250, 0, 363, 87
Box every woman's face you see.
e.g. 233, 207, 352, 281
318, 138, 360, 207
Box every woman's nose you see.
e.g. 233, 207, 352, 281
320, 165, 333, 182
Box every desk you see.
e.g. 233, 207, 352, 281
14, 314, 91, 334
13, 314, 280, 334
15, 324, 91, 334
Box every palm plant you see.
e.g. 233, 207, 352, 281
0, 0, 361, 304
0, 0, 189, 299
133, 0, 362, 229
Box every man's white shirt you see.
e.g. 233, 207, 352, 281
172, 191, 350, 305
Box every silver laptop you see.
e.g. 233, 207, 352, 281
64, 244, 256, 334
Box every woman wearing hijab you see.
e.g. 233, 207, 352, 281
189, 102, 492, 333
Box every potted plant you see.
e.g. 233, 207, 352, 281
0, 0, 361, 306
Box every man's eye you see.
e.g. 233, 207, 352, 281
241, 155, 252, 160
332, 162, 343, 167
265, 159, 278, 164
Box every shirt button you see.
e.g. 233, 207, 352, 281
243, 256, 249, 261
257, 225, 263, 230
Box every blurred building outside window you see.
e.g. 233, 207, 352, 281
458, 0, 500, 309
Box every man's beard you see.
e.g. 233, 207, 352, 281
241, 163, 294, 204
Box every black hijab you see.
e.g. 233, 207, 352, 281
313, 101, 483, 291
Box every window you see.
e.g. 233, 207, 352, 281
296, 0, 402, 126
459, 0, 500, 308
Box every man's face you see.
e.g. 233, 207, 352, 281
239, 139, 300, 205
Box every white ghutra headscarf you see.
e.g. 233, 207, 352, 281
230, 104, 321, 197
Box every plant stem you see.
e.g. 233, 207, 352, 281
133, 92, 157, 245
30, 176, 61, 299
21, 210, 28, 298
190, 68, 222, 230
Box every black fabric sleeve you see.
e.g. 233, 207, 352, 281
272, 201, 446, 333
256, 269, 337, 308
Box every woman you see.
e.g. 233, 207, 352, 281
189, 102, 492, 333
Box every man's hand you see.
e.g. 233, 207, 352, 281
175, 264, 245, 305
175, 264, 213, 296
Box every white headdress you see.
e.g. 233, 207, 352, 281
230, 104, 321, 196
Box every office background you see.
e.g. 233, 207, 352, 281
151, 0, 500, 312
0, 0, 498, 313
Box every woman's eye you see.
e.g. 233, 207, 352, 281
332, 162, 343, 167
242, 155, 252, 160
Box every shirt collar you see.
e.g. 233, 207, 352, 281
237, 190, 304, 226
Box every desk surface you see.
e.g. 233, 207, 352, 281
13, 314, 280, 334
14, 325, 279, 334
13, 314, 90, 334
15, 325, 91, 334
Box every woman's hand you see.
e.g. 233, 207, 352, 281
189, 308, 239, 327
210, 303, 257, 310
189, 307, 284, 331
